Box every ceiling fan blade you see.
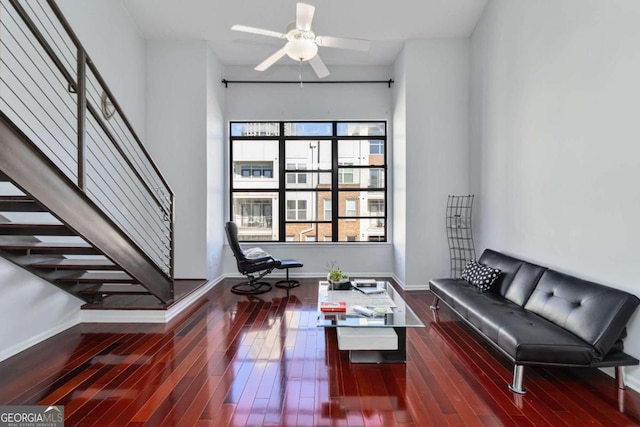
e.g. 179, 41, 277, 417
255, 48, 287, 71
315, 35, 370, 51
231, 25, 286, 39
309, 54, 330, 79
296, 3, 315, 31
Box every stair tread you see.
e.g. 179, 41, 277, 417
78, 284, 150, 295
0, 223, 73, 236
56, 272, 134, 283
0, 240, 100, 255
39, 269, 92, 281
0, 240, 91, 248
80, 279, 205, 310
31, 258, 117, 270
0, 196, 46, 212
0, 195, 31, 200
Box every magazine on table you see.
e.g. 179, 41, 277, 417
352, 279, 378, 287
354, 286, 386, 295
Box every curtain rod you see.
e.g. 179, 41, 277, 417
221, 79, 394, 88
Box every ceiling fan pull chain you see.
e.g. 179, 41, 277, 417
299, 61, 303, 88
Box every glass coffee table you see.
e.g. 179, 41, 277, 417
317, 280, 424, 363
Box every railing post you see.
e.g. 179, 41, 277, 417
77, 49, 86, 191
170, 195, 175, 279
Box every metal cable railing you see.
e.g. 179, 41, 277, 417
0, 0, 174, 277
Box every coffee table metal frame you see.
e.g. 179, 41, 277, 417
317, 280, 424, 363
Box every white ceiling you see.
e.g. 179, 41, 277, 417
122, 0, 488, 67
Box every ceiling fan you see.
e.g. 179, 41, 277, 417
231, 2, 370, 79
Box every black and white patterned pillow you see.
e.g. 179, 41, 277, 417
461, 261, 501, 291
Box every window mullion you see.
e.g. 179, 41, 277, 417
331, 122, 338, 242
278, 123, 286, 242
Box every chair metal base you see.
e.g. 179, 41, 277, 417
275, 279, 300, 289
274, 260, 303, 290
231, 281, 272, 295
275, 280, 300, 289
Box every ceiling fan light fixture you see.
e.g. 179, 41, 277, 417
232, 2, 370, 77
284, 39, 318, 62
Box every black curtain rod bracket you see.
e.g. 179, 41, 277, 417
221, 79, 394, 88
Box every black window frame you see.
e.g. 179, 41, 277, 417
230, 121, 388, 242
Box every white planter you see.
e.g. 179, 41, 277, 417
327, 274, 350, 290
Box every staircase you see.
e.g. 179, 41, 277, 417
0, 0, 175, 306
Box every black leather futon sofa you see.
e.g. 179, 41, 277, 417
429, 249, 640, 394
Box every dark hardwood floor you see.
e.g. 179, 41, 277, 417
0, 278, 639, 426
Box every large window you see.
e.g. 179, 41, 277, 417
230, 121, 387, 242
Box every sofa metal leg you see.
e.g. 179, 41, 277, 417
430, 296, 440, 310
615, 366, 626, 390
509, 365, 527, 394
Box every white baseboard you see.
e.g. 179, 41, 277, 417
225, 271, 393, 279
80, 276, 223, 324
164, 276, 222, 322
599, 366, 640, 393
391, 274, 406, 289
626, 370, 640, 393
389, 274, 430, 291
0, 316, 81, 363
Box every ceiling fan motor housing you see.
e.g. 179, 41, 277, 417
284, 22, 317, 61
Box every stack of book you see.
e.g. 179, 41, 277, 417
320, 301, 347, 312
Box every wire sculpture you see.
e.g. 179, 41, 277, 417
446, 195, 476, 278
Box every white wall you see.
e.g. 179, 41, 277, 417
0, 258, 81, 362
223, 65, 396, 277
394, 40, 471, 288
392, 48, 408, 285
145, 41, 209, 278
470, 0, 640, 389
224, 65, 392, 121
57, 0, 146, 138
206, 48, 226, 280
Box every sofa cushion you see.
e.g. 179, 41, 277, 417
478, 249, 546, 306
429, 278, 596, 365
461, 261, 501, 291
478, 250, 522, 295
524, 270, 640, 357
479, 302, 596, 365
430, 278, 492, 319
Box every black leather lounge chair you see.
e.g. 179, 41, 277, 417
225, 221, 282, 295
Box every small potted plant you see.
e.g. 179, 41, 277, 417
327, 261, 350, 289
